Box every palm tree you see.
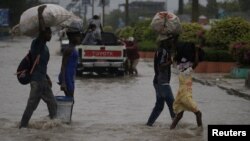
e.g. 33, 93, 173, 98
178, 0, 184, 15
125, 0, 129, 26
192, 0, 199, 22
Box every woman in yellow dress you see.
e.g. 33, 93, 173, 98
170, 43, 202, 129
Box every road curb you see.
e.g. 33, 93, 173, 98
217, 85, 250, 100
193, 77, 250, 101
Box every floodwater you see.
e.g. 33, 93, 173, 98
0, 37, 250, 141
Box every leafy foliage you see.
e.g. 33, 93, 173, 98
118, 26, 134, 39
179, 23, 203, 44
105, 9, 124, 30
0, 0, 40, 26
238, 0, 250, 12
229, 41, 250, 66
137, 40, 157, 51
203, 47, 235, 62
206, 17, 250, 49
103, 26, 113, 32
133, 20, 157, 42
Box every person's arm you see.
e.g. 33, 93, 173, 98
82, 32, 90, 45
192, 47, 199, 69
160, 58, 172, 68
60, 48, 73, 91
38, 5, 47, 32
125, 43, 135, 49
159, 49, 172, 70
100, 24, 103, 32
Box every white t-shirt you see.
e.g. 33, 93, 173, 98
88, 19, 102, 40
88, 19, 102, 32
177, 58, 194, 76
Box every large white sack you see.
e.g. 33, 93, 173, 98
151, 11, 182, 36
19, 4, 73, 37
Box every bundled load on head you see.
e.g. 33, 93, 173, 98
11, 4, 80, 37
151, 11, 182, 40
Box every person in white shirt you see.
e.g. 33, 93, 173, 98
87, 15, 103, 41
82, 24, 101, 45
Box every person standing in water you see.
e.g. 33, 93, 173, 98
19, 5, 57, 128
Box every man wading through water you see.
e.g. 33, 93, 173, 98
19, 5, 57, 128
146, 34, 178, 126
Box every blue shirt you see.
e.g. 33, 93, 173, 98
59, 44, 78, 93
30, 38, 49, 81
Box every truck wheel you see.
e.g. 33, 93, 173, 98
116, 70, 125, 76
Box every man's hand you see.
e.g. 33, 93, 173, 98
48, 79, 52, 88
60, 83, 67, 92
38, 5, 47, 32
46, 74, 52, 88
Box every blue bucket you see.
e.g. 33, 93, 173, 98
55, 96, 73, 102
55, 96, 74, 123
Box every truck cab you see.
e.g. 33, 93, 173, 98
76, 32, 127, 76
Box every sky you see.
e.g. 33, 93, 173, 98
58, 0, 208, 12
56, 0, 225, 19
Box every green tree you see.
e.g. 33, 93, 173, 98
133, 20, 156, 42
118, 26, 134, 39
206, 0, 218, 18
105, 9, 123, 30
206, 17, 250, 49
105, 3, 158, 31
0, 0, 40, 26
217, 0, 240, 17
182, 1, 206, 17
179, 22, 203, 43
238, 0, 250, 12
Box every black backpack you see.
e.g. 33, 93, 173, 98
16, 51, 39, 85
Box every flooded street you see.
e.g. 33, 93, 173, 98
0, 37, 250, 141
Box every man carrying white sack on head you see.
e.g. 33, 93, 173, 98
13, 4, 73, 37
19, 5, 57, 129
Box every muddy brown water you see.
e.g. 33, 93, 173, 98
0, 37, 250, 141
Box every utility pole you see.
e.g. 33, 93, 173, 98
192, 0, 199, 22
92, 0, 95, 17
102, 0, 105, 26
125, 0, 129, 26
82, 0, 87, 24
165, 0, 168, 11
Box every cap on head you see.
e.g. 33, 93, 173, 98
93, 15, 99, 19
127, 36, 134, 42
66, 20, 83, 34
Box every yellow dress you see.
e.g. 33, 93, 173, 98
173, 73, 198, 114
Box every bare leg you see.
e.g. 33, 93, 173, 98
134, 68, 138, 75
170, 111, 184, 129
195, 111, 202, 127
